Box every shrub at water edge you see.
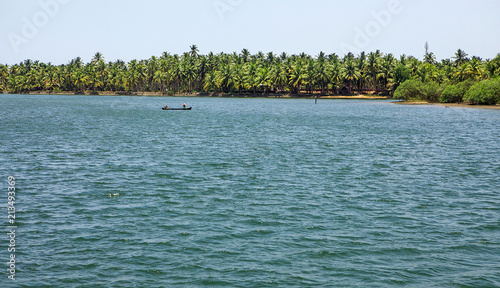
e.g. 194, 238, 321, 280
393, 80, 443, 102
439, 80, 474, 103
463, 78, 500, 105
393, 80, 424, 101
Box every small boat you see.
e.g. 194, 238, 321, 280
162, 107, 192, 110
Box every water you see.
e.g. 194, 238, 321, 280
1, 95, 499, 287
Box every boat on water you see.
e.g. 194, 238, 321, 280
162, 107, 192, 110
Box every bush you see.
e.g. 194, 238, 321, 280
393, 79, 444, 102
393, 79, 424, 101
463, 79, 500, 105
422, 82, 443, 102
439, 81, 473, 103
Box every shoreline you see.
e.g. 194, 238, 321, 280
2, 91, 390, 100
394, 101, 500, 110
3, 91, 499, 109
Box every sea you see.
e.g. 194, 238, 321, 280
1, 94, 499, 287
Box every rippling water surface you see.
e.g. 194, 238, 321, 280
1, 95, 499, 287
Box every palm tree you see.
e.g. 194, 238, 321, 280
484, 59, 498, 79
365, 51, 381, 93
266, 52, 276, 66
170, 63, 183, 93
182, 61, 197, 92
268, 62, 286, 93
257, 66, 270, 93
42, 66, 59, 92
288, 59, 307, 94
203, 70, 218, 93
424, 52, 436, 64
315, 59, 329, 95
0, 64, 9, 91
328, 61, 342, 94
72, 70, 89, 93
8, 75, 25, 94
190, 45, 199, 58
342, 58, 359, 94
219, 63, 233, 93
232, 63, 245, 93
245, 61, 259, 94
240, 49, 251, 63
96, 60, 108, 91
356, 52, 366, 93
453, 49, 469, 67
418, 63, 437, 83
465, 58, 484, 81
153, 70, 166, 92
92, 52, 104, 64
380, 54, 395, 91
392, 64, 411, 92
3, 47, 495, 98
305, 59, 317, 94
196, 55, 208, 91
279, 52, 288, 62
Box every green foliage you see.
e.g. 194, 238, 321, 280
423, 82, 444, 102
392, 64, 411, 92
393, 80, 424, 100
463, 78, 500, 105
393, 79, 444, 102
2, 48, 500, 102
439, 81, 473, 103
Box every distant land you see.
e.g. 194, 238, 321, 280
1, 46, 499, 105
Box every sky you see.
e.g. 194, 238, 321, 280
1, 0, 500, 65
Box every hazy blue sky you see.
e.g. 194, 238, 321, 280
1, 0, 499, 64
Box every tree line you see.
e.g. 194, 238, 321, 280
1, 45, 499, 101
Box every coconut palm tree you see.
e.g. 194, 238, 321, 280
257, 66, 270, 93
240, 49, 251, 63
453, 49, 469, 67
424, 52, 436, 64
3, 47, 495, 98
315, 59, 329, 95
328, 61, 342, 94
92, 52, 104, 64
223, 63, 236, 93
356, 52, 367, 93
72, 70, 89, 93
232, 63, 245, 93
203, 70, 218, 93
365, 51, 381, 93
380, 54, 396, 91
288, 59, 307, 94
342, 58, 360, 94
245, 61, 259, 94
190, 45, 199, 58
182, 60, 197, 92
0, 64, 9, 91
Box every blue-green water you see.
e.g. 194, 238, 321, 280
1, 95, 499, 287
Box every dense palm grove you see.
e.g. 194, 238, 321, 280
1, 45, 499, 100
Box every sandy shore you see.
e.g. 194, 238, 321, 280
17, 91, 389, 99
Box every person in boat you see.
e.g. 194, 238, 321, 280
164, 104, 168, 109
183, 103, 187, 108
